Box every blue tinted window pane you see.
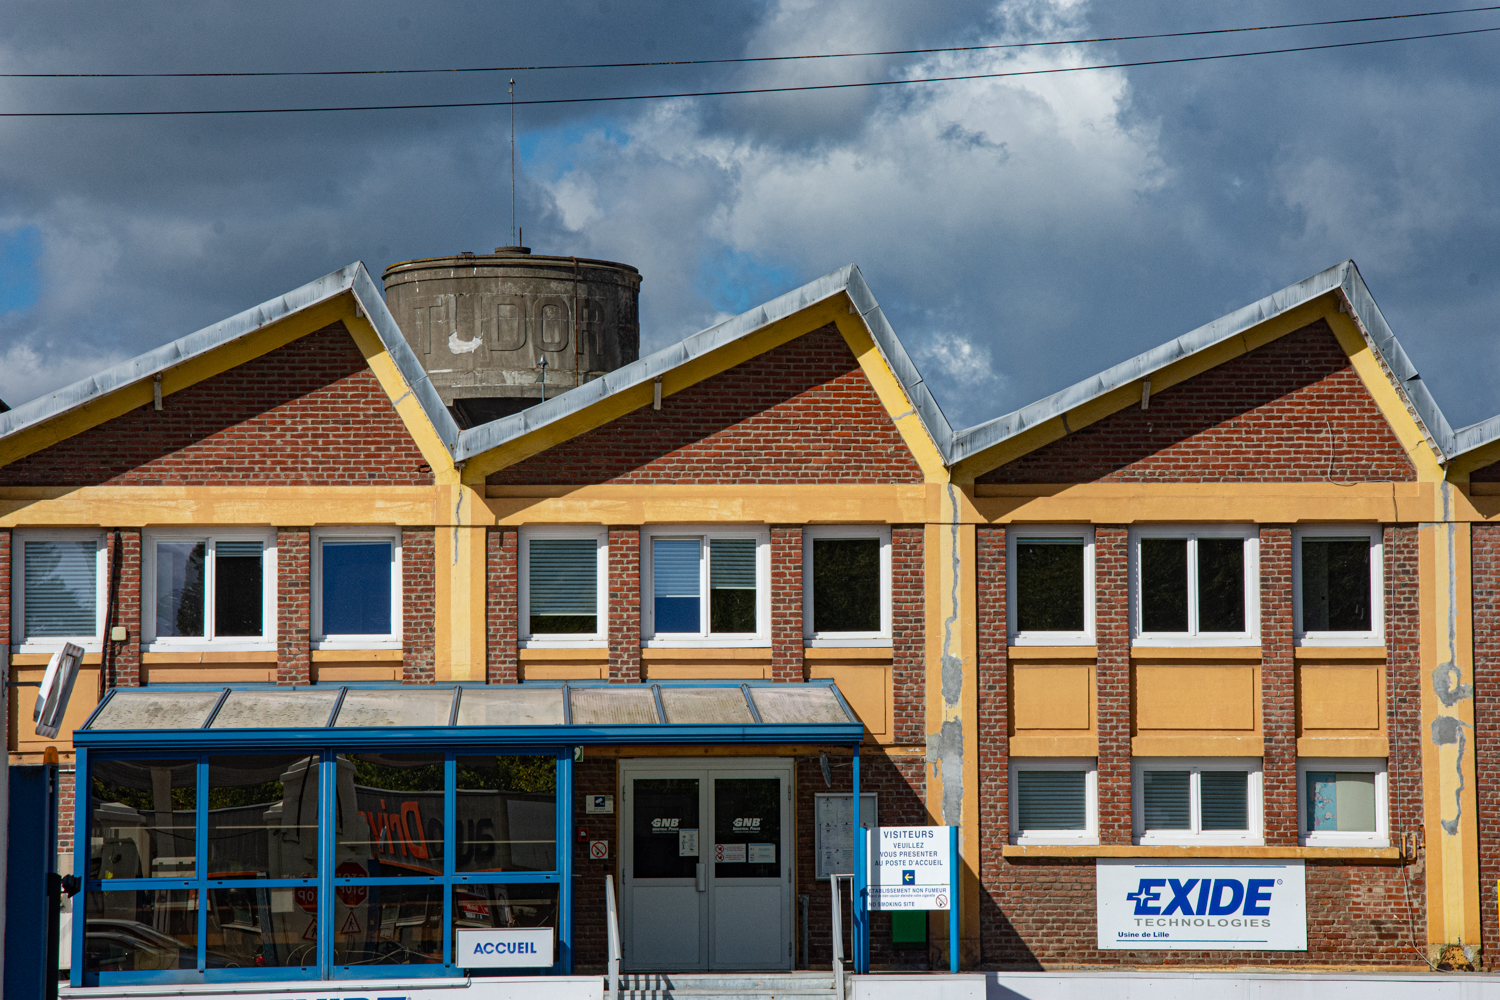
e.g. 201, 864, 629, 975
654, 539, 701, 633
1142, 770, 1190, 830
322, 542, 392, 635
1200, 770, 1249, 830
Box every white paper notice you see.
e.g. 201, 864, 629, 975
679, 829, 699, 857
747, 843, 776, 863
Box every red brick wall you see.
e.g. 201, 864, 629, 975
1384, 525, 1426, 961
1260, 526, 1298, 846
57, 768, 75, 871
976, 525, 1012, 958
798, 753, 927, 969
1095, 527, 1131, 845
891, 527, 925, 741
608, 528, 641, 683
1475, 524, 1500, 965
570, 758, 618, 972
276, 529, 311, 686
110, 529, 142, 689
771, 527, 804, 683
402, 528, 436, 683
487, 326, 923, 485
0, 324, 434, 487
978, 323, 1416, 484
487, 528, 519, 684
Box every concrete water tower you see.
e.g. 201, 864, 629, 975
382, 246, 642, 427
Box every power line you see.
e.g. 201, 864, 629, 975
3, 5, 1499, 78
2, 23, 1497, 118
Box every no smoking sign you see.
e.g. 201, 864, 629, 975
589, 840, 609, 860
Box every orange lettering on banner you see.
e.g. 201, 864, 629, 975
403, 802, 429, 859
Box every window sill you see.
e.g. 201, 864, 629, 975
1292, 645, 1386, 659
1002, 844, 1402, 861
641, 647, 773, 661
13, 642, 101, 657
804, 638, 893, 649
803, 646, 894, 660
1009, 646, 1097, 660
310, 649, 403, 662
11, 650, 102, 665
312, 640, 401, 651
642, 639, 771, 650
142, 650, 277, 663
1130, 646, 1261, 660
518, 647, 609, 662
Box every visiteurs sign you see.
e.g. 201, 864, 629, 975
1096, 860, 1306, 950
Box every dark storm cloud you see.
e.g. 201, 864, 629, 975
0, 0, 1497, 435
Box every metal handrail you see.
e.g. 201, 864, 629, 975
605, 875, 622, 1000
829, 874, 847, 1000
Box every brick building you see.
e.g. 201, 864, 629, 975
5, 257, 1498, 989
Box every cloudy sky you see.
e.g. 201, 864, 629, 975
1, 0, 1498, 433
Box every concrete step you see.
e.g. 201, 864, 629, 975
616, 971, 837, 997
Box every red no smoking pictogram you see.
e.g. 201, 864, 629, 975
335, 861, 368, 906
589, 840, 609, 860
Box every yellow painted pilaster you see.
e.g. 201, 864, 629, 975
1419, 487, 1482, 963
433, 481, 489, 682
924, 484, 980, 967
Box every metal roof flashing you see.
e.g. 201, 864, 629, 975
0, 261, 460, 456
948, 260, 1458, 469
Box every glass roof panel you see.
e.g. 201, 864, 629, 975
333, 688, 455, 728
210, 688, 341, 729
748, 685, 851, 725
456, 686, 565, 727
570, 687, 658, 725
88, 690, 224, 730
659, 687, 754, 725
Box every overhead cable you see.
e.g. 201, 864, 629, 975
1, 23, 1497, 117
4, 4, 1500, 78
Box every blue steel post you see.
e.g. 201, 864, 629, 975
558, 747, 574, 973
444, 754, 457, 971
318, 751, 336, 977
196, 753, 210, 973
851, 743, 866, 974
71, 748, 87, 987
948, 825, 959, 973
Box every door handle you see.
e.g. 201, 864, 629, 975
696, 862, 706, 892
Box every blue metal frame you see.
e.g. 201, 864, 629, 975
72, 681, 861, 987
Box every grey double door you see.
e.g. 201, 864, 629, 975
620, 758, 793, 970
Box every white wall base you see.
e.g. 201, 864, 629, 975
852, 974, 987, 1000
985, 970, 1500, 1000
61, 975, 603, 1000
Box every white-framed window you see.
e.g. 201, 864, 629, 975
641, 525, 769, 646
312, 529, 402, 648
1130, 526, 1259, 646
12, 530, 105, 651
519, 527, 607, 647
803, 525, 892, 647
1008, 526, 1095, 645
144, 531, 275, 650
1293, 526, 1383, 646
1132, 757, 1263, 846
1298, 757, 1389, 847
1009, 758, 1098, 845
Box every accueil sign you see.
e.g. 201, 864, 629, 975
1096, 860, 1306, 950
455, 927, 555, 967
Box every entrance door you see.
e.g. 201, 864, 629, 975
621, 759, 792, 971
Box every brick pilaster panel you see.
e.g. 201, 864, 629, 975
608, 527, 641, 682
771, 526, 804, 683
276, 528, 311, 686
975, 525, 1011, 959
111, 529, 142, 688
1260, 526, 1298, 845
1386, 526, 1427, 949
1095, 526, 1132, 844
487, 528, 519, 684
1475, 525, 1500, 965
891, 526, 925, 739
402, 528, 436, 684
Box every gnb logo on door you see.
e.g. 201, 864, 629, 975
733, 817, 761, 832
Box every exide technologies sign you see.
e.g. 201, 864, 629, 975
1096, 860, 1306, 950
